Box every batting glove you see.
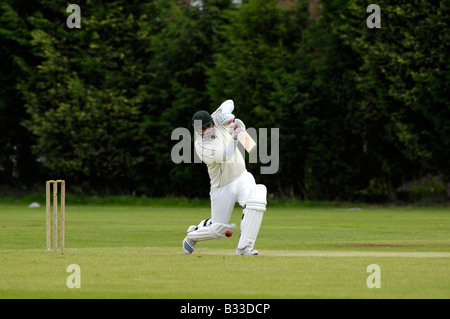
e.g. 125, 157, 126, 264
217, 112, 235, 126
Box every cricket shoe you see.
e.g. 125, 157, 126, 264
236, 246, 258, 256
183, 225, 197, 254
183, 237, 196, 254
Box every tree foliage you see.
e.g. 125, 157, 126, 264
0, 0, 448, 201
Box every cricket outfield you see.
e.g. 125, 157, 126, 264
0, 202, 449, 299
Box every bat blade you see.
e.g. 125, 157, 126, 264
237, 130, 257, 153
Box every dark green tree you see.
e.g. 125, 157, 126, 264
17, 0, 162, 193
331, 0, 450, 200
142, 0, 235, 197
0, 1, 45, 188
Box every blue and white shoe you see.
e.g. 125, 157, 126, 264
183, 225, 197, 254
236, 246, 259, 255
183, 237, 196, 254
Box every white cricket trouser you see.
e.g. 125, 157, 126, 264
210, 170, 256, 224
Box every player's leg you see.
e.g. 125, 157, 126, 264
187, 219, 236, 241
210, 184, 237, 224
183, 219, 236, 254
236, 182, 267, 256
235, 171, 256, 207
183, 186, 237, 254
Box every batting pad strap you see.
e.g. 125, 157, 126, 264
245, 184, 267, 212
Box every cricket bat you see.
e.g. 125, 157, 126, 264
229, 120, 257, 154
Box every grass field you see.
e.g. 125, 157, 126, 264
0, 200, 449, 299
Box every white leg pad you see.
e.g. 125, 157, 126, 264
187, 219, 236, 242
237, 184, 267, 250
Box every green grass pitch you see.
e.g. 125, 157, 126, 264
0, 202, 449, 299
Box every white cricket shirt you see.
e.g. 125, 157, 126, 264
194, 116, 246, 189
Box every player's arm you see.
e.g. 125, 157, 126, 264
196, 138, 238, 164
223, 138, 239, 161
212, 100, 235, 127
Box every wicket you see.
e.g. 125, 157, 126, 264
46, 180, 65, 251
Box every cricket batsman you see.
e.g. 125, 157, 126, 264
183, 99, 267, 255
